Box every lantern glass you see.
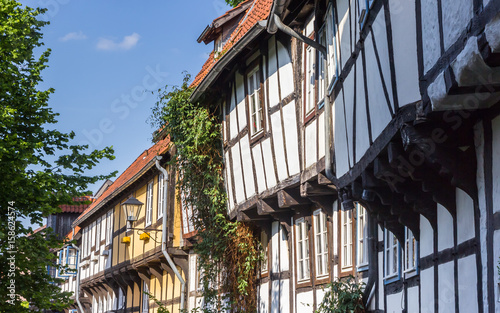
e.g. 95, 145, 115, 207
122, 197, 143, 222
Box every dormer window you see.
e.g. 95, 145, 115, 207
215, 35, 223, 53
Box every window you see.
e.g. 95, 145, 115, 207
145, 181, 153, 227
87, 226, 91, 256
384, 228, 400, 280
317, 27, 326, 106
106, 210, 113, 246
215, 35, 223, 53
142, 281, 149, 313
91, 221, 96, 249
96, 217, 101, 252
261, 231, 269, 273
157, 173, 165, 220
247, 65, 264, 136
404, 227, 417, 273
341, 209, 353, 269
325, 4, 339, 89
356, 203, 369, 268
304, 45, 316, 115
313, 209, 328, 277
67, 247, 78, 272
295, 218, 310, 281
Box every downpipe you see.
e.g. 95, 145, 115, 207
72, 229, 84, 313
155, 157, 186, 311
363, 213, 378, 308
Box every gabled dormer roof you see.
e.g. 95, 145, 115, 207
197, 0, 254, 44
190, 0, 273, 97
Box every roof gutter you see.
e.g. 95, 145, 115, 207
189, 20, 268, 103
155, 157, 186, 311
266, 0, 286, 34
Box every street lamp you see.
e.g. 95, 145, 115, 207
122, 196, 143, 223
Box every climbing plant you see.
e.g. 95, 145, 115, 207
149, 73, 261, 312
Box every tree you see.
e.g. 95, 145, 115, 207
225, 0, 245, 7
0, 1, 115, 311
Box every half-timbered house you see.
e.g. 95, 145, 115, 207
71, 135, 193, 313
191, 0, 500, 312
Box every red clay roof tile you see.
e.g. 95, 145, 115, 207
73, 136, 171, 225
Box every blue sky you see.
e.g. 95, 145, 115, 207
21, 0, 231, 196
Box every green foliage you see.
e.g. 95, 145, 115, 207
316, 276, 366, 313
150, 73, 261, 312
0, 1, 115, 312
225, 0, 245, 7
144, 291, 170, 313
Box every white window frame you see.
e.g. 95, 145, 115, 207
404, 227, 417, 273
142, 281, 149, 313
157, 174, 165, 220
106, 210, 113, 246
91, 221, 96, 249
356, 203, 369, 268
145, 181, 153, 227
304, 44, 316, 115
341, 209, 353, 269
313, 209, 328, 278
247, 65, 264, 136
261, 231, 269, 274
295, 217, 310, 281
384, 228, 400, 281
325, 3, 339, 89
317, 26, 326, 106
96, 217, 101, 252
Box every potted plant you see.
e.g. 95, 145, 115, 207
316, 275, 365, 313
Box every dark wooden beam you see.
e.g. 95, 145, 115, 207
147, 262, 164, 285
308, 195, 336, 211
300, 181, 336, 197
278, 189, 310, 208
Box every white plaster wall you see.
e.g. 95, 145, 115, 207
492, 115, 500, 214
277, 41, 294, 99
438, 261, 456, 313
456, 188, 475, 244
315, 288, 326, 308
378, 251, 385, 311
421, 0, 441, 73
305, 120, 317, 168
441, 0, 473, 50
334, 89, 350, 177
259, 282, 269, 313
252, 144, 267, 194
364, 30, 393, 140
407, 286, 419, 313
268, 38, 280, 108
355, 57, 369, 163
282, 101, 300, 176
231, 142, 245, 204
318, 112, 325, 160
225, 151, 235, 212
437, 204, 454, 251
271, 111, 288, 181
386, 291, 403, 313
420, 215, 434, 257
305, 16, 314, 37
272, 221, 280, 273
343, 71, 355, 167
279, 279, 290, 313
240, 135, 256, 198
296, 291, 314, 313
389, 0, 420, 106
279, 225, 289, 271
235, 73, 247, 133
271, 279, 280, 313
458, 254, 478, 313
229, 90, 239, 140
420, 268, 434, 313
261, 138, 277, 189
337, 0, 351, 69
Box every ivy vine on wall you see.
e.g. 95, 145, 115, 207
149, 73, 262, 312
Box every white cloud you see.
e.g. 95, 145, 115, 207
96, 33, 140, 51
60, 31, 87, 42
